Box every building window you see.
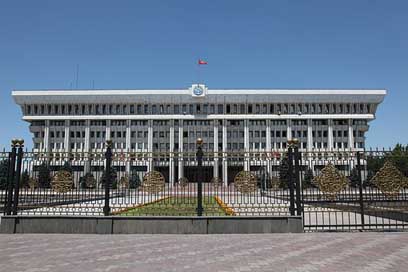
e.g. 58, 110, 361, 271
218, 104, 224, 114
248, 104, 252, 114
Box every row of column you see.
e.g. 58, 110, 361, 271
47, 119, 355, 154
42, 118, 356, 186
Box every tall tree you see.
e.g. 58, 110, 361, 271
366, 155, 385, 182
38, 162, 51, 188
279, 154, 291, 189
348, 167, 360, 188
0, 160, 9, 190
20, 170, 30, 188
387, 144, 408, 176
366, 144, 408, 182
101, 167, 117, 189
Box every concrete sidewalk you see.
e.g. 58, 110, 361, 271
0, 233, 407, 272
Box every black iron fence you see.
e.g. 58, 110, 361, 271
301, 149, 408, 231
2, 140, 408, 232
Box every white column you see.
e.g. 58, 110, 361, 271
222, 119, 228, 186
266, 120, 271, 151
126, 120, 131, 151
307, 119, 314, 171
64, 120, 70, 153
287, 119, 292, 141
307, 119, 313, 151
84, 120, 90, 151
348, 119, 354, 151
328, 119, 334, 150
169, 120, 175, 186
106, 120, 111, 141
244, 119, 250, 171
213, 122, 219, 179
104, 120, 111, 174
84, 120, 91, 173
266, 120, 272, 177
148, 119, 153, 171
126, 120, 131, 173
43, 120, 50, 152
178, 120, 184, 180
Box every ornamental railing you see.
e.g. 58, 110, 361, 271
1, 139, 408, 231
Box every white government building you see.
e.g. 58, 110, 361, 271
12, 84, 386, 185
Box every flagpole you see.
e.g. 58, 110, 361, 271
197, 58, 199, 85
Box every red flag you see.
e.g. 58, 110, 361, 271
198, 59, 208, 65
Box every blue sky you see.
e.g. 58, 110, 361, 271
0, 0, 407, 149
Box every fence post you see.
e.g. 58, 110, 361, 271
356, 151, 365, 229
104, 140, 113, 216
287, 145, 295, 216
5, 139, 18, 215
12, 139, 24, 215
196, 138, 204, 216
3, 154, 10, 215
294, 144, 302, 216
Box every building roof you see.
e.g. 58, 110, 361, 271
12, 87, 387, 104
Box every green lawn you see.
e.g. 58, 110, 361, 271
118, 196, 228, 216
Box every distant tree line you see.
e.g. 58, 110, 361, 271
276, 144, 408, 189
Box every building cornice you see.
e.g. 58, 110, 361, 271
12, 89, 387, 104
22, 114, 376, 121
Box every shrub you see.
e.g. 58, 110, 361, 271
303, 168, 315, 188
129, 174, 141, 189
101, 167, 117, 189
80, 172, 96, 189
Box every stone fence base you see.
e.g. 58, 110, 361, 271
0, 216, 303, 234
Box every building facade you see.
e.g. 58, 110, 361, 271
13, 85, 386, 185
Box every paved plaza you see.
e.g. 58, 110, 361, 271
0, 233, 408, 272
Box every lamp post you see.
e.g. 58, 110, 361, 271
196, 138, 204, 216
288, 138, 301, 216
5, 139, 18, 215
12, 139, 24, 215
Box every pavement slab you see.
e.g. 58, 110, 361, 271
1, 233, 408, 272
